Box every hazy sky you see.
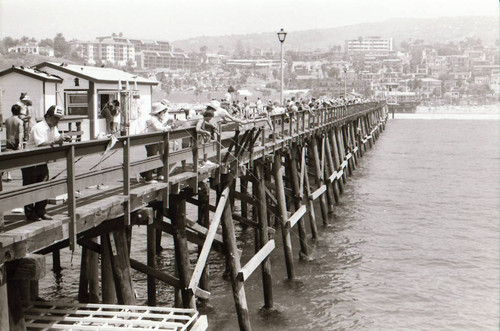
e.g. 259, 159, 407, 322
0, 0, 497, 41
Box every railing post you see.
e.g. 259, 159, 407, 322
67, 145, 77, 251
123, 136, 131, 225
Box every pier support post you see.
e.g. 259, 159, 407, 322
319, 135, 335, 213
272, 153, 295, 279
336, 128, 348, 182
310, 136, 329, 225
52, 250, 61, 273
254, 163, 274, 308
329, 129, 344, 194
170, 191, 196, 309
78, 238, 100, 304
147, 208, 158, 306
301, 147, 319, 239
106, 227, 136, 305
324, 132, 340, 204
198, 180, 211, 302
220, 174, 251, 330
6, 254, 45, 331
0, 265, 8, 331
101, 233, 116, 304
286, 146, 310, 257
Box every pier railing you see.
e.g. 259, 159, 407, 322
0, 101, 384, 252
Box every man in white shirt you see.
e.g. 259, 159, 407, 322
140, 102, 172, 183
22, 105, 69, 221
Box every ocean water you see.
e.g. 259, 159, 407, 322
40, 114, 500, 330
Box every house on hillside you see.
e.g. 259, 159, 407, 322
0, 66, 62, 124
35, 62, 158, 140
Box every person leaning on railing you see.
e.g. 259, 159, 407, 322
139, 102, 172, 184
22, 105, 71, 222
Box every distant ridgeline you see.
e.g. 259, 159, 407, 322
172, 16, 498, 52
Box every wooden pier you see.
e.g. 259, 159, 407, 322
0, 102, 387, 330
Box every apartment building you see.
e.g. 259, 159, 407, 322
345, 36, 393, 54
72, 35, 195, 70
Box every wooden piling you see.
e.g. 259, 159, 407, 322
319, 135, 336, 213
170, 191, 196, 309
272, 153, 295, 279
52, 250, 61, 272
6, 254, 45, 331
100, 233, 116, 304
302, 150, 319, 240
220, 174, 251, 330
329, 129, 344, 194
147, 209, 157, 306
309, 136, 329, 225
106, 228, 136, 305
324, 133, 340, 204
286, 147, 310, 257
0, 265, 9, 331
197, 180, 211, 301
255, 163, 274, 308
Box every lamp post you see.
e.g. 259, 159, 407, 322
277, 28, 287, 106
343, 65, 348, 98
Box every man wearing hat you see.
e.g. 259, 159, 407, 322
140, 102, 172, 183
22, 105, 70, 221
206, 99, 246, 125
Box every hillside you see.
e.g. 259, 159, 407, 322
172, 16, 499, 53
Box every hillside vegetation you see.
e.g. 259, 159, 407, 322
172, 16, 498, 52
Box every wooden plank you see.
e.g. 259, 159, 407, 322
129, 258, 210, 300
337, 169, 344, 179
328, 171, 339, 183
288, 205, 306, 228
309, 185, 327, 201
238, 240, 275, 282
188, 186, 230, 294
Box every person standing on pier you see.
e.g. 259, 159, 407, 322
101, 100, 121, 135
5, 104, 24, 151
18, 93, 33, 142
3, 104, 24, 181
22, 105, 70, 221
140, 102, 172, 183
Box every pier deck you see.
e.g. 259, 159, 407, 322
0, 102, 387, 330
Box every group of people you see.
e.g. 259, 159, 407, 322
4, 99, 71, 221
4, 91, 374, 221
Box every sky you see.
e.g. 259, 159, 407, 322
0, 0, 498, 42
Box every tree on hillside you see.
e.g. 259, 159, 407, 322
39, 38, 54, 48
3, 37, 16, 49
54, 33, 70, 57
328, 67, 340, 79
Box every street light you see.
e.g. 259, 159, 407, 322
277, 28, 287, 106
343, 65, 348, 98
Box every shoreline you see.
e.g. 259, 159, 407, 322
415, 103, 500, 114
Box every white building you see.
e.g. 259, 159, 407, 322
35, 62, 158, 140
0, 66, 62, 123
345, 37, 393, 54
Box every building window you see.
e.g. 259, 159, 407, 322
66, 92, 88, 116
